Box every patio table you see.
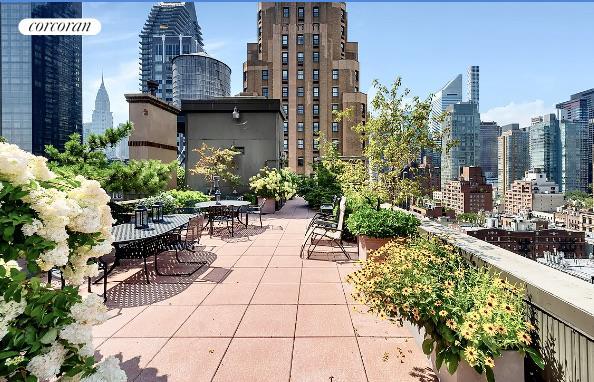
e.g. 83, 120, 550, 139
195, 200, 251, 236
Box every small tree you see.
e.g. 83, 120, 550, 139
191, 143, 241, 188
349, 78, 446, 206
45, 122, 176, 196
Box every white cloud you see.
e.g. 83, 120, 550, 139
203, 39, 228, 55
83, 60, 138, 126
481, 100, 555, 127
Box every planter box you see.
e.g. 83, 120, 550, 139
404, 321, 524, 382
357, 235, 391, 261
258, 197, 276, 214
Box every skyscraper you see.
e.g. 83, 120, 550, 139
172, 52, 231, 107
479, 121, 500, 182
559, 120, 588, 192
441, 102, 480, 189
242, 2, 367, 173
0, 2, 82, 155
139, 2, 203, 103
497, 123, 529, 197
428, 74, 463, 166
467, 65, 479, 108
556, 88, 594, 184
83, 76, 128, 160
529, 114, 560, 188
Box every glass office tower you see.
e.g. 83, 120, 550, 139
172, 52, 231, 107
0, 2, 82, 155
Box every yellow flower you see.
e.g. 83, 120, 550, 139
483, 323, 497, 336
446, 319, 457, 330
439, 310, 448, 317
464, 347, 478, 366
497, 325, 508, 335
517, 331, 532, 345
484, 357, 495, 368
504, 304, 514, 313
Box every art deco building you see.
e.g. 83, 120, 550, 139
139, 2, 203, 103
0, 2, 82, 155
242, 2, 367, 173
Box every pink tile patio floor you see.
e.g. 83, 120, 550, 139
90, 198, 436, 382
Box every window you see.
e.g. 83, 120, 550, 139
297, 122, 304, 132
297, 104, 304, 114
297, 6, 304, 18
262, 87, 269, 98
332, 104, 339, 112
297, 139, 304, 149
262, 70, 269, 80
283, 7, 290, 18
313, 139, 319, 150
258, 27, 262, 38
282, 52, 288, 64
297, 87, 304, 97
355, 70, 359, 81
282, 35, 288, 46
283, 139, 288, 150
332, 139, 340, 148
332, 87, 339, 97
282, 70, 288, 81
297, 69, 304, 80
312, 34, 320, 46
332, 69, 339, 80
313, 122, 320, 134
313, 104, 319, 116
313, 69, 319, 81
332, 122, 339, 132
283, 104, 288, 115
282, 87, 289, 98
243, 71, 247, 81
341, 42, 345, 53
283, 122, 288, 134
313, 51, 319, 63
313, 87, 319, 98
297, 157, 305, 167
297, 34, 304, 45
341, 25, 345, 37
297, 52, 304, 64
313, 6, 319, 17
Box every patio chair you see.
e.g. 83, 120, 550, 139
244, 198, 266, 227
162, 215, 207, 267
306, 196, 344, 231
206, 205, 234, 236
300, 196, 350, 260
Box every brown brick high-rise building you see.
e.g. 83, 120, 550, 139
242, 2, 367, 173
441, 166, 493, 215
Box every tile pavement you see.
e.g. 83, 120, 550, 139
90, 198, 436, 382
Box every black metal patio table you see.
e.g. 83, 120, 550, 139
195, 200, 251, 237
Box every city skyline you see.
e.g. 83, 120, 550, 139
82, 2, 594, 128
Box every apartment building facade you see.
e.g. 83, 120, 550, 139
497, 123, 529, 197
504, 169, 565, 215
242, 2, 367, 173
441, 166, 493, 215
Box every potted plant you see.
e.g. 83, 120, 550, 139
249, 167, 298, 214
346, 207, 420, 260
347, 238, 543, 382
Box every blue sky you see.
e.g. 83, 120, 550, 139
82, 2, 594, 128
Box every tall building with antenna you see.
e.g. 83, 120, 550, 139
467, 65, 479, 109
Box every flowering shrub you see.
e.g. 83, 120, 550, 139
346, 207, 420, 238
347, 238, 543, 381
0, 142, 125, 381
249, 167, 298, 201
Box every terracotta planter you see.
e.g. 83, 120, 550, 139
431, 350, 524, 382
357, 235, 391, 261
258, 197, 276, 214
403, 322, 524, 382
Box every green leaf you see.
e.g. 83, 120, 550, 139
526, 348, 544, 369
445, 352, 459, 375
39, 328, 58, 344
435, 350, 445, 371
422, 338, 434, 355
485, 366, 495, 382
0, 351, 19, 360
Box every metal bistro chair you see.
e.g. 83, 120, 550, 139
300, 196, 350, 260
206, 204, 234, 237
162, 215, 207, 268
244, 198, 266, 227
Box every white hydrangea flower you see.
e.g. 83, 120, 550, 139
80, 356, 126, 382
21, 218, 43, 237
28, 155, 56, 181
0, 142, 36, 185
0, 298, 26, 340
70, 294, 108, 326
59, 322, 93, 345
38, 242, 70, 271
26, 341, 67, 381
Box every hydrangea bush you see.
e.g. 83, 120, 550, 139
0, 142, 125, 381
249, 167, 298, 201
347, 238, 543, 381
